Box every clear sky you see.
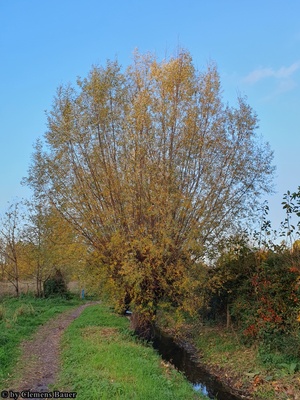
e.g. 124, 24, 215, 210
1, 0, 300, 232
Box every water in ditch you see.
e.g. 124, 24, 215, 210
151, 328, 242, 400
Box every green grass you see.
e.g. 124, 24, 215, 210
54, 303, 205, 399
0, 294, 83, 385
194, 325, 300, 399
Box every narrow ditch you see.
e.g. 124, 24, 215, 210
151, 327, 243, 400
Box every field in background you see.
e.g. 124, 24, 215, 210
0, 281, 81, 297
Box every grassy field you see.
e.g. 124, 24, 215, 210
0, 281, 37, 296
53, 303, 205, 399
0, 294, 83, 385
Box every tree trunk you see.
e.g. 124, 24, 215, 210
226, 302, 231, 328
130, 312, 155, 340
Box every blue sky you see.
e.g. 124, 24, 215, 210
1, 0, 300, 232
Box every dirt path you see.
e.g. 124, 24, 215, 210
9, 302, 99, 396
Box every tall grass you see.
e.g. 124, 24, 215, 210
54, 303, 205, 399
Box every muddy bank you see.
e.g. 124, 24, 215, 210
153, 326, 253, 400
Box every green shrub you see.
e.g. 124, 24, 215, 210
209, 244, 300, 359
44, 269, 68, 298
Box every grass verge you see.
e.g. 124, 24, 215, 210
194, 325, 300, 399
0, 294, 83, 385
53, 303, 205, 399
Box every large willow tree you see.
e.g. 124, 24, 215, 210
27, 50, 274, 333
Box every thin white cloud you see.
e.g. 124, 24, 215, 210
262, 79, 298, 102
277, 78, 297, 93
244, 67, 273, 83
244, 61, 300, 84
275, 62, 300, 79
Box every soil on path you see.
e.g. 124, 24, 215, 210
9, 302, 99, 395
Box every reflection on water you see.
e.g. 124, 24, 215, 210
193, 382, 209, 396
152, 328, 241, 400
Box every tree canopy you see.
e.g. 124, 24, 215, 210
26, 50, 274, 331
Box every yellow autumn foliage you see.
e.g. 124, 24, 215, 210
25, 49, 274, 327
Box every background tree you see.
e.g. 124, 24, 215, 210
23, 140, 87, 296
21, 203, 85, 297
0, 202, 24, 296
26, 50, 274, 334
